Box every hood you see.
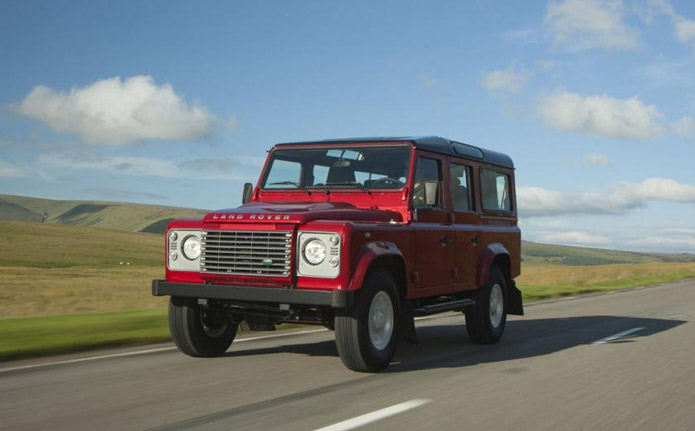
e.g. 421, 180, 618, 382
203, 201, 402, 224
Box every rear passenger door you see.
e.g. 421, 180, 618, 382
448, 159, 479, 289
411, 154, 455, 290
478, 167, 519, 261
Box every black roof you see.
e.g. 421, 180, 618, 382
275, 136, 514, 169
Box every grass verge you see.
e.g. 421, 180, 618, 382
0, 309, 303, 361
0, 309, 169, 361
518, 262, 695, 300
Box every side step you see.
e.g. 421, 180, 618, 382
413, 298, 475, 317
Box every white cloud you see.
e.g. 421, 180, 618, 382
0, 160, 23, 177
673, 116, 695, 137
518, 177, 695, 217
537, 91, 663, 139
15, 76, 215, 146
544, 0, 640, 51
481, 65, 529, 93
524, 225, 695, 253
37, 152, 261, 181
642, 0, 695, 48
675, 18, 695, 43
582, 153, 610, 166
616, 178, 695, 203
535, 230, 611, 246
517, 185, 640, 216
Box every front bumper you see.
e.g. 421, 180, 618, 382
152, 280, 354, 308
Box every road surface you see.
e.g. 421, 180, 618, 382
2, 280, 694, 430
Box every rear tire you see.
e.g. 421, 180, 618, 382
335, 271, 401, 372
169, 297, 238, 357
465, 266, 507, 344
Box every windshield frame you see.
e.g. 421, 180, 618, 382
259, 143, 414, 192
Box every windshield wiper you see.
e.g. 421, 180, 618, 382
313, 181, 371, 193
268, 181, 303, 188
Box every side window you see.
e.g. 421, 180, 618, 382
264, 159, 302, 188
413, 157, 442, 209
481, 169, 511, 212
449, 162, 472, 212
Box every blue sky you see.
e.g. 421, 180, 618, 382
1, 0, 694, 252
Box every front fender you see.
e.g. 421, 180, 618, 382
348, 241, 405, 291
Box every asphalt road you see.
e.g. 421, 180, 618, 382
2, 280, 694, 431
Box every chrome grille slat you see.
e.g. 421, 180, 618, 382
201, 230, 292, 276
201, 251, 289, 257
202, 244, 289, 251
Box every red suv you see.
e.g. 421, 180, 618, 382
152, 136, 522, 372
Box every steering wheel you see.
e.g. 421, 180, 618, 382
369, 177, 404, 189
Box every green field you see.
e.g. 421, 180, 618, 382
1, 198, 694, 361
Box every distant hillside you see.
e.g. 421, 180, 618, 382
521, 241, 695, 265
1, 193, 693, 265
0, 194, 207, 234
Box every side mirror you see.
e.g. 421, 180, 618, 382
242, 183, 253, 204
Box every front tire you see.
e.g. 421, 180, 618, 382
465, 266, 507, 344
335, 271, 401, 372
169, 297, 238, 357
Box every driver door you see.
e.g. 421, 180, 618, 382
411, 154, 455, 290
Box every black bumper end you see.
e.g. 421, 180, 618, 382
152, 280, 354, 308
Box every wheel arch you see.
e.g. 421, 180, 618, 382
349, 242, 407, 299
476, 243, 512, 288
476, 243, 523, 316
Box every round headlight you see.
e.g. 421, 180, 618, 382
303, 238, 326, 265
182, 235, 201, 260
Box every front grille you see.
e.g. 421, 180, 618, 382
201, 230, 292, 277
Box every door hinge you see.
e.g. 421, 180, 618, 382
411, 271, 420, 283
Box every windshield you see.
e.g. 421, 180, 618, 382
261, 145, 412, 190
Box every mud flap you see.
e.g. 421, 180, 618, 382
507, 281, 524, 316
400, 301, 418, 343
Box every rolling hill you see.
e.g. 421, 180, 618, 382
0, 193, 207, 234
521, 241, 695, 265
0, 193, 693, 265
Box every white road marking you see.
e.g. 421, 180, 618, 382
0, 328, 328, 374
313, 399, 431, 431
0, 346, 178, 374
592, 327, 646, 345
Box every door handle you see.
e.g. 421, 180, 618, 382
471, 235, 479, 246
440, 236, 453, 246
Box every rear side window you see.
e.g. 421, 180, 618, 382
449, 162, 472, 212
481, 169, 511, 212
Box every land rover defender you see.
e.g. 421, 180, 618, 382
152, 136, 523, 372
